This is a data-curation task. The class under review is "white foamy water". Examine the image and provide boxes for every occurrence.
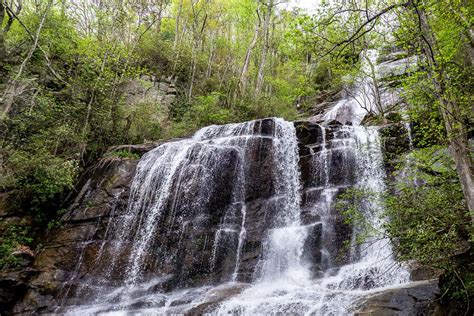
[60,49,412,315]
[214,125,409,315]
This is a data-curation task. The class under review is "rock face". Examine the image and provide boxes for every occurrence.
[11,158,138,314]
[123,75,177,109]
[0,269,37,313]
[354,280,442,316]
[6,119,438,315]
[305,49,416,125]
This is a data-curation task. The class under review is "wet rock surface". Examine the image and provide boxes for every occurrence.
[10,158,138,314]
[0,269,38,313]
[6,119,436,315]
[354,280,442,316]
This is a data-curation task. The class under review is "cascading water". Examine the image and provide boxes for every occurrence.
[62,118,317,314]
[214,124,409,315]
[323,49,380,126]
[58,49,412,315]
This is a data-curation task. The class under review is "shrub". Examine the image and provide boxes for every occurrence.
[0,224,33,269]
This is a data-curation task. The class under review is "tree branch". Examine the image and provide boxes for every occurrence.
[5,3,65,83]
[322,1,411,58]
[3,0,22,34]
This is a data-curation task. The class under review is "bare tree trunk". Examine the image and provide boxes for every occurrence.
[1,0,49,119]
[255,0,273,95]
[238,9,260,94]
[188,43,197,101]
[155,0,166,34]
[188,11,207,102]
[206,31,215,78]
[173,0,183,50]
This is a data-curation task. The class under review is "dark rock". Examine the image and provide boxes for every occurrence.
[294,121,324,146]
[409,263,443,282]
[253,118,275,136]
[307,114,325,124]
[302,223,323,275]
[0,269,38,313]
[309,101,338,116]
[10,247,34,267]
[378,123,411,170]
[327,119,343,126]
[10,158,138,314]
[354,279,442,315]
[106,139,186,156]
[185,283,248,315]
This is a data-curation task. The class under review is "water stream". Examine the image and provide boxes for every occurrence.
[60,50,411,315]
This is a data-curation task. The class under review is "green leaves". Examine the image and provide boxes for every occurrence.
[336,144,471,303]
[3,148,78,214]
[0,224,33,269]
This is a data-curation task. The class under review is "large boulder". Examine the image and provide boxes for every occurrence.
[354,279,442,315]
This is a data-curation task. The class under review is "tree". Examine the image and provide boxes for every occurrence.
[408,0,473,225]
[0,0,22,78]
[296,0,473,226]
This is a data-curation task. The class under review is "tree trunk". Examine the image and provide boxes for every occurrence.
[156,0,164,34]
[255,0,273,95]
[414,2,474,224]
[0,3,6,73]
[188,43,197,101]
[173,0,183,50]
[206,32,215,78]
[2,0,50,119]
[442,98,474,219]
[238,8,260,94]
[188,13,207,102]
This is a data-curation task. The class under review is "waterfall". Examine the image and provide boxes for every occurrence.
[255,119,306,283]
[215,124,409,315]
[323,49,380,125]
[60,50,411,315]
[61,118,410,315]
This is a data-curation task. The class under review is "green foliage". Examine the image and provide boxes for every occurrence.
[338,145,471,304]
[106,150,140,160]
[185,93,235,127]
[401,71,446,147]
[2,148,78,218]
[0,224,33,269]
[394,0,473,146]
[384,147,469,265]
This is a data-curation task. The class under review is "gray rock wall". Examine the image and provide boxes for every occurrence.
[5,120,440,315]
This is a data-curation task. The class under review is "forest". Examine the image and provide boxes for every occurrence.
[0,0,473,314]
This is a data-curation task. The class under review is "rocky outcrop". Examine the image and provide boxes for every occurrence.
[354,280,442,315]
[6,119,437,315]
[0,268,37,313]
[11,158,138,314]
[106,138,185,156]
[305,49,416,125]
[123,75,177,108]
